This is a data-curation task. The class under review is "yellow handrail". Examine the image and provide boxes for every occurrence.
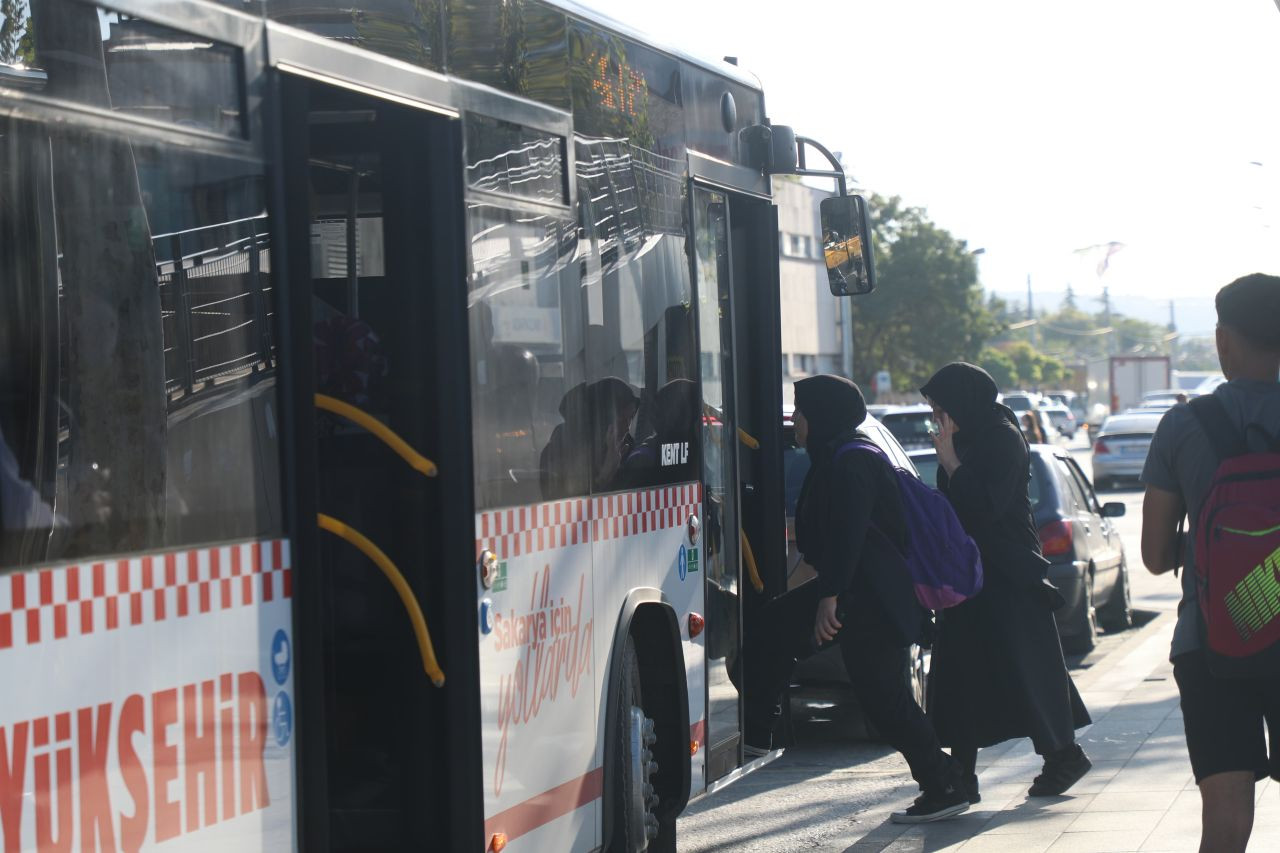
[740,530,765,593]
[317,513,445,687]
[315,394,438,478]
[737,428,760,450]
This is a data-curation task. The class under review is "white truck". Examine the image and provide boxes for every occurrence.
[1109,355,1172,413]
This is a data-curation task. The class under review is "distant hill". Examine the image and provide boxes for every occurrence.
[991,290,1217,337]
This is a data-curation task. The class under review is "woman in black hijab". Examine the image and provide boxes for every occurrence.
[921,363,1091,802]
[741,375,970,823]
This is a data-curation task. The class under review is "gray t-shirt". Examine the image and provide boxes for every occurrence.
[1140,379,1280,659]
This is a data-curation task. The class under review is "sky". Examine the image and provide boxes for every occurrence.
[587,0,1280,329]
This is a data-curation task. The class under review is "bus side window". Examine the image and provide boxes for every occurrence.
[0,121,281,570]
[576,138,699,495]
[466,204,583,510]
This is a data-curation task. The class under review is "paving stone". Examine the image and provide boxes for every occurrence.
[1088,790,1178,812]
[1067,809,1164,833]
[1045,829,1153,852]
[981,811,1078,835]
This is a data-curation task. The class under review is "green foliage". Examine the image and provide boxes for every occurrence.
[852,195,999,392]
[998,340,1064,388]
[0,0,32,66]
[978,347,1018,389]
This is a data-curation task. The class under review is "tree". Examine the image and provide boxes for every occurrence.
[1062,285,1077,311]
[1000,340,1065,388]
[851,195,999,392]
[1006,341,1042,385]
[979,347,1018,389]
[0,0,32,66]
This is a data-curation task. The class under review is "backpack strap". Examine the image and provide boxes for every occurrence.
[1187,395,1247,462]
[834,438,888,461]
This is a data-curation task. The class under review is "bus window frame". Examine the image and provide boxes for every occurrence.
[2,0,271,154]
[458,81,576,211]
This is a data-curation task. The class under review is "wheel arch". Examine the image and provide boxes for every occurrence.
[601,587,691,846]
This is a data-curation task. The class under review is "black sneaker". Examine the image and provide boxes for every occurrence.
[890,786,970,824]
[1029,745,1091,797]
[963,774,981,805]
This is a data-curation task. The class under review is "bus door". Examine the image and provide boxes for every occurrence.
[274,61,481,851]
[691,182,787,784]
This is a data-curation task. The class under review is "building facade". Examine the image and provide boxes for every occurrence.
[773,178,845,404]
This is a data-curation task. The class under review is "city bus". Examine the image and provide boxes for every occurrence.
[0,1,870,850]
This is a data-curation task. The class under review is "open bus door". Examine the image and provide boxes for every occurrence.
[271,38,482,851]
[690,170,788,786]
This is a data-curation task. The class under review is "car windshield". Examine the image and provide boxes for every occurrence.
[880,410,934,447]
[1003,395,1033,411]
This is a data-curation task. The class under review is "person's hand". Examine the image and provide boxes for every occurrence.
[933,410,961,475]
[813,596,842,646]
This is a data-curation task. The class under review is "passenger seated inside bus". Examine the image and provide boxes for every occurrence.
[540,377,638,499]
[621,378,698,479]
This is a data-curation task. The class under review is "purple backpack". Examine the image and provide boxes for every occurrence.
[836,439,984,610]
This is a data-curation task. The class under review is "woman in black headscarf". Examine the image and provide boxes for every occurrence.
[741,375,970,824]
[921,363,1091,802]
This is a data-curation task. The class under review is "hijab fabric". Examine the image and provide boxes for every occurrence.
[919,362,1009,431]
[793,375,868,452]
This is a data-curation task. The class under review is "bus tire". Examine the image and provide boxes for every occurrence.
[610,635,661,852]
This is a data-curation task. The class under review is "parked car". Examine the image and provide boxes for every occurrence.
[907,448,939,488]
[1045,391,1086,421]
[1000,392,1043,414]
[1040,401,1078,439]
[781,411,928,721]
[1091,411,1164,490]
[1029,445,1132,653]
[1019,408,1061,444]
[878,404,936,451]
[1141,389,1194,408]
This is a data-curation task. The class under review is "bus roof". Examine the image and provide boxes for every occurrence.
[546,0,766,93]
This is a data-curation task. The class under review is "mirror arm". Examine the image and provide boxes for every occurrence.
[794,135,848,196]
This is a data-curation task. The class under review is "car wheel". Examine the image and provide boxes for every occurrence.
[1062,571,1097,654]
[1097,558,1133,632]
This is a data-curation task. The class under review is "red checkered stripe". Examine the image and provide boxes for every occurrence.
[592,483,702,543]
[475,483,704,558]
[0,539,291,652]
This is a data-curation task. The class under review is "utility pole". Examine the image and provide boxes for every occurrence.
[1026,273,1038,348]
[1102,286,1113,355]
[1168,299,1178,364]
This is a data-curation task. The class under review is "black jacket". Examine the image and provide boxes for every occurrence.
[936,416,1050,592]
[796,429,908,600]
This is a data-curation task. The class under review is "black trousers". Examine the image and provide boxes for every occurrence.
[740,580,955,793]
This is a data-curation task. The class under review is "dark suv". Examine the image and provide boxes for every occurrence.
[1029,445,1132,652]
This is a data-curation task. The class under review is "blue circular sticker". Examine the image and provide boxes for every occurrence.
[273,692,293,747]
[270,629,291,686]
[678,545,688,581]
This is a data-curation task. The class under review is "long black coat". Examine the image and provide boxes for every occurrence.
[927,416,1090,752]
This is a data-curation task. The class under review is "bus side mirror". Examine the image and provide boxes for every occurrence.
[820,194,876,296]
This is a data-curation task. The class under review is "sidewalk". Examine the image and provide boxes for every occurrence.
[848,615,1280,852]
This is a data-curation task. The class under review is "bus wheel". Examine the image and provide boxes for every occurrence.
[612,636,660,851]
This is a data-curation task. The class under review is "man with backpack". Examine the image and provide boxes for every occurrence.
[737,375,979,823]
[1141,273,1280,853]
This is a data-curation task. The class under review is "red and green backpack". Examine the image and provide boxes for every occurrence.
[1188,395,1280,678]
